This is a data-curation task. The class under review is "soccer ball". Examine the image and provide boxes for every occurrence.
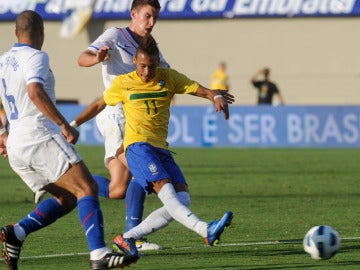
[303,225,340,260]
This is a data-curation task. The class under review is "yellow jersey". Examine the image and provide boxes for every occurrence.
[210,68,228,90]
[104,67,199,150]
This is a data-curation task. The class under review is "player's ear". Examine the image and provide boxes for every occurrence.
[130,9,137,20]
[133,56,137,65]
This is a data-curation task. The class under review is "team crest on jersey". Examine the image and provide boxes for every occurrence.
[148,162,158,175]
[158,80,165,87]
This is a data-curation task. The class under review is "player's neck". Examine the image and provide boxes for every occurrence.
[126,26,143,43]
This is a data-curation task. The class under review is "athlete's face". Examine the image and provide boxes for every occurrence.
[130,5,159,37]
[134,52,159,82]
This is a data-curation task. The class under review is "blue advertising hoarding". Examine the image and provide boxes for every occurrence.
[1,0,360,20]
[58,104,360,148]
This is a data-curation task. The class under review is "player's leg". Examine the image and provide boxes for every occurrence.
[54,160,138,268]
[2,135,138,269]
[113,143,232,255]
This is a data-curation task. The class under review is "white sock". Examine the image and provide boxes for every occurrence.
[90,247,111,260]
[157,183,207,238]
[124,191,191,240]
[14,224,26,242]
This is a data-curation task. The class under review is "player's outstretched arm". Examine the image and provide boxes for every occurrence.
[78,46,111,67]
[72,96,107,127]
[194,85,235,120]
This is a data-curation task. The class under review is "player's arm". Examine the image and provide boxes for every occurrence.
[194,85,235,120]
[78,46,111,67]
[276,92,285,105]
[0,111,8,158]
[27,82,79,144]
[250,68,264,84]
[71,96,107,127]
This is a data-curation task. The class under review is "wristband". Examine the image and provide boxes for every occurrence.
[214,95,223,101]
[70,120,78,128]
[0,127,7,135]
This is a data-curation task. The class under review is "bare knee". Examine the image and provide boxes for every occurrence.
[108,186,126,200]
[108,158,131,199]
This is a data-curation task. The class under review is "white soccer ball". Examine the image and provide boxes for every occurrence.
[303,225,341,260]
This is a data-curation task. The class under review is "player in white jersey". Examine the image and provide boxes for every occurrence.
[73,0,169,251]
[0,10,138,270]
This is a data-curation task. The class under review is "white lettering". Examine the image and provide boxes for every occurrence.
[261,114,277,143]
[287,114,303,143]
[95,0,131,13]
[245,114,260,143]
[45,0,64,14]
[304,114,320,143]
[321,114,342,143]
[203,108,218,144]
[232,0,355,16]
[160,0,187,12]
[0,0,40,14]
[191,0,228,13]
[228,114,244,143]
[287,112,359,145]
[168,115,181,143]
[233,0,259,15]
[168,115,195,144]
[181,115,195,143]
[343,113,358,143]
[228,113,277,144]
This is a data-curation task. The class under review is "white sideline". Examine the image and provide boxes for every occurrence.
[1,237,359,261]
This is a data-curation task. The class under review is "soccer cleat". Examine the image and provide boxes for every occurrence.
[112,235,138,256]
[34,189,47,204]
[90,252,139,270]
[0,225,23,270]
[205,211,233,246]
[135,239,161,251]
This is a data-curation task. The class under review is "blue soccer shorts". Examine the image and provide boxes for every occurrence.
[126,142,187,194]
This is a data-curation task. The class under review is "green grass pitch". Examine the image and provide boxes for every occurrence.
[1,146,360,269]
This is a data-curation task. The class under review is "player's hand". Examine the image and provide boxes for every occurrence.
[61,124,79,144]
[0,132,8,158]
[213,90,235,120]
[97,45,111,62]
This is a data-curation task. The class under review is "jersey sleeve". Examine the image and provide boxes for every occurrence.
[252,81,262,88]
[159,51,170,68]
[103,76,123,106]
[25,51,49,86]
[87,27,116,53]
[169,69,199,95]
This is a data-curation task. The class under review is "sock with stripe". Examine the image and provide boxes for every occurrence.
[16,197,64,241]
[77,196,106,251]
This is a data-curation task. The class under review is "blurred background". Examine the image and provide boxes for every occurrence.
[1,0,360,106]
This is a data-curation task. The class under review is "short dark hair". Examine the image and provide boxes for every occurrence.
[16,10,43,37]
[136,35,159,58]
[131,0,161,10]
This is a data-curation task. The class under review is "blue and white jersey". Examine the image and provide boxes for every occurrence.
[0,43,57,146]
[88,26,169,88]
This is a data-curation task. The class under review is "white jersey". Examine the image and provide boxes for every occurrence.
[0,44,58,147]
[89,26,169,90]
[87,27,169,164]
[0,44,81,191]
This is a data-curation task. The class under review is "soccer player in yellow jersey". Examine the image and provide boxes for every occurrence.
[72,35,234,255]
[210,61,229,90]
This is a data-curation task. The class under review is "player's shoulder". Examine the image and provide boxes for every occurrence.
[96,27,123,41]
[16,46,48,63]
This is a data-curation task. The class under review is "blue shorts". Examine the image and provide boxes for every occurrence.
[126,142,187,194]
